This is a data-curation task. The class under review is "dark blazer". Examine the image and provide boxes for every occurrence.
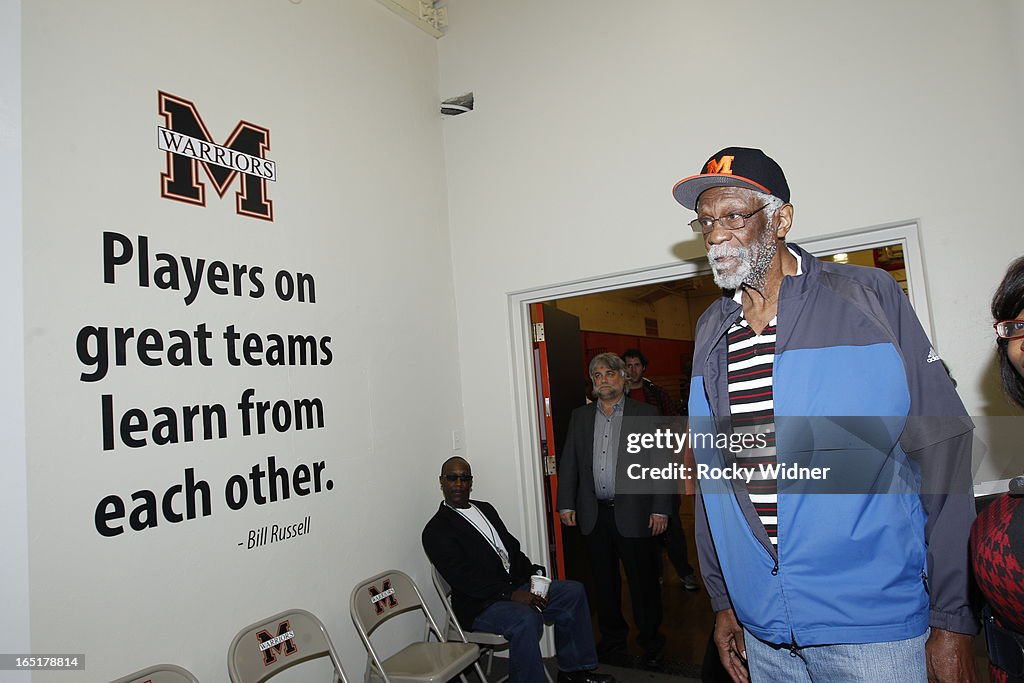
[422,500,543,628]
[556,397,670,537]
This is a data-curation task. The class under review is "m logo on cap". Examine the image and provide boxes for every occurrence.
[705,155,735,175]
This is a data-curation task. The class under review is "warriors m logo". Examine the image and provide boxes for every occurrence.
[158,91,276,221]
[368,579,399,615]
[256,620,298,667]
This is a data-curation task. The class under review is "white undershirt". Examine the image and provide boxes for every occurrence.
[449,503,509,561]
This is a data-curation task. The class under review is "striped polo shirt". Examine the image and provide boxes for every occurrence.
[726,316,779,545]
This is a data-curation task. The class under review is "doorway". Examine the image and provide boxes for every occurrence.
[508,222,930,671]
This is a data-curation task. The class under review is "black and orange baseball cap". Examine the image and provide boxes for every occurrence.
[672,147,790,210]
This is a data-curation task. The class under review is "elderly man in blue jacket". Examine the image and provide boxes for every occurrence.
[672,147,977,683]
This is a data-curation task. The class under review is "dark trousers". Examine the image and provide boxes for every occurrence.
[584,503,663,653]
[661,512,694,577]
[472,580,597,683]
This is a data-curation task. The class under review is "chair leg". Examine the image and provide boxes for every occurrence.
[471,660,489,683]
[488,650,508,683]
[487,648,511,683]
[544,665,555,683]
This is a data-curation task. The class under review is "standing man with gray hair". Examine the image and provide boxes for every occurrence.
[557,352,671,669]
[673,147,977,683]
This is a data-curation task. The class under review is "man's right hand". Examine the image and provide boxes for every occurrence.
[510,589,547,611]
[714,608,749,683]
[559,510,576,526]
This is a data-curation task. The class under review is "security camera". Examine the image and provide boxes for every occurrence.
[441,92,474,116]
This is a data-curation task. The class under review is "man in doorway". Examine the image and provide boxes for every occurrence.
[673,147,977,683]
[622,348,700,593]
[623,349,680,417]
[557,352,670,668]
[423,456,614,683]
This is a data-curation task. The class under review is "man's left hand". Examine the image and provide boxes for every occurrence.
[925,628,976,683]
[649,514,667,535]
[510,589,547,612]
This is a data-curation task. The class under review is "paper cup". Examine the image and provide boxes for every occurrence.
[529,575,551,598]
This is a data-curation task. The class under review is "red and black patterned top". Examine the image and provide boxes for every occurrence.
[971,493,1024,683]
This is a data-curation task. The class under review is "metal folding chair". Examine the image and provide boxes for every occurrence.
[350,569,483,682]
[227,608,351,683]
[110,664,199,683]
[429,563,554,683]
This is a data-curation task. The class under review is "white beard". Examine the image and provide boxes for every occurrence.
[707,228,778,292]
[707,244,750,290]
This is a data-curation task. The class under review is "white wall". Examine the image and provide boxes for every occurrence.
[438,0,1024,548]
[2,1,30,682]
[19,1,462,680]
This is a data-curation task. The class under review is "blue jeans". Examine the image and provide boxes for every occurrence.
[744,629,928,683]
[471,580,598,683]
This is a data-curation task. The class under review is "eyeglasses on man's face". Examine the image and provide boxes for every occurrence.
[690,203,768,234]
[994,320,1024,340]
[443,474,473,483]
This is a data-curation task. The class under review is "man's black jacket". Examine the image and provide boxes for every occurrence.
[422,499,542,627]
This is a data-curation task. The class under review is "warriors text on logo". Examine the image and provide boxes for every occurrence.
[158,91,276,221]
[368,579,399,615]
[256,620,297,666]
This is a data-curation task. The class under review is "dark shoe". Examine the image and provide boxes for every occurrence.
[638,643,663,671]
[641,648,664,670]
[557,670,616,683]
[682,573,700,591]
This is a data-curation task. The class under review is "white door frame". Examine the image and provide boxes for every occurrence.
[505,221,934,573]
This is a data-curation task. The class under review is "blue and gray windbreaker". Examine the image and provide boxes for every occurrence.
[689,243,977,646]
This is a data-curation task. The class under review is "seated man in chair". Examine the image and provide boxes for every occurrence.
[422,456,614,683]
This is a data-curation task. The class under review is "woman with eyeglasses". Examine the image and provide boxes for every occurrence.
[970,256,1024,683]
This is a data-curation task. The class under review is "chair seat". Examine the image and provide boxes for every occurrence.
[373,642,479,683]
[452,626,507,647]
